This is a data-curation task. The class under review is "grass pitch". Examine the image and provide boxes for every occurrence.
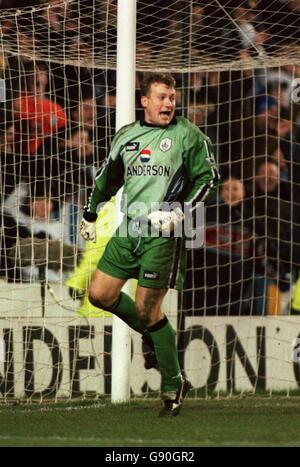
[0,397,300,447]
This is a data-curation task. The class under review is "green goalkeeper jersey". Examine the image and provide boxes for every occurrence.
[85,116,220,219]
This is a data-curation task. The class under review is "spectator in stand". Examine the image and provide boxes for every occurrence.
[3,179,65,281]
[71,94,97,132]
[271,107,300,187]
[243,134,290,184]
[255,0,300,45]
[40,125,95,202]
[0,141,31,279]
[0,114,19,203]
[187,91,218,145]
[96,89,116,162]
[254,105,300,187]
[251,159,294,299]
[13,61,67,156]
[67,73,100,137]
[182,177,257,315]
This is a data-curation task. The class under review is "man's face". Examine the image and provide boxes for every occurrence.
[141,82,176,126]
[27,71,48,96]
[0,124,15,153]
[256,162,279,193]
[73,98,96,128]
[221,179,244,206]
[32,198,54,219]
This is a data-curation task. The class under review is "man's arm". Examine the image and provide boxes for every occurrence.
[184,133,220,211]
[85,156,125,217]
[80,148,125,242]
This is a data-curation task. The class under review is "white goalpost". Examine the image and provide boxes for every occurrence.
[111,0,136,403]
[1,0,300,402]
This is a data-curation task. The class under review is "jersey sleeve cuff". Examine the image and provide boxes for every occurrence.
[83,211,98,222]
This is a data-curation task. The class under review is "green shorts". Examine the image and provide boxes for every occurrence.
[98,218,187,289]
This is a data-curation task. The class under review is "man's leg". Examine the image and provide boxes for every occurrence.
[135,285,190,416]
[89,270,156,367]
[89,269,145,332]
[89,269,126,308]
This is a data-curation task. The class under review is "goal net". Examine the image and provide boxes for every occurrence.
[0,0,300,401]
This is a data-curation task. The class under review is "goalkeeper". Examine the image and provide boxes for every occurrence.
[80,72,220,417]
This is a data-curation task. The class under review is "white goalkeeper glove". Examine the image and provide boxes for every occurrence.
[147,207,185,235]
[80,218,97,243]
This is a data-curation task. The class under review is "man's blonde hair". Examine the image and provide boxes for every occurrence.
[140,73,176,97]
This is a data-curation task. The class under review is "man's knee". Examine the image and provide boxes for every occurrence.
[88,289,117,311]
[88,270,125,311]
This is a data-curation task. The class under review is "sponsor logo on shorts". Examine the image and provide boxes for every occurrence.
[143,271,160,280]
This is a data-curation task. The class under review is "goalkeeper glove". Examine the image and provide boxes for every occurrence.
[147,207,185,235]
[80,212,97,243]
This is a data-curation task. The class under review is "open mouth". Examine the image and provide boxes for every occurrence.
[160,111,172,117]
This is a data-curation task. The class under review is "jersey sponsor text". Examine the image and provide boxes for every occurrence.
[126,165,171,177]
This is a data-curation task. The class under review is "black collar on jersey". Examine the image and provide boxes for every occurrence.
[140,116,177,128]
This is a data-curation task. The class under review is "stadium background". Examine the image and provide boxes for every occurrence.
[1,0,300,403]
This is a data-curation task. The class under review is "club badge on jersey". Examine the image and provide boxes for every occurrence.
[160,138,172,152]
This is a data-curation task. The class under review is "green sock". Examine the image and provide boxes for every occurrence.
[148,317,182,392]
[111,292,145,334]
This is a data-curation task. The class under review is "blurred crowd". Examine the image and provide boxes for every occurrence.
[0,0,300,315]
